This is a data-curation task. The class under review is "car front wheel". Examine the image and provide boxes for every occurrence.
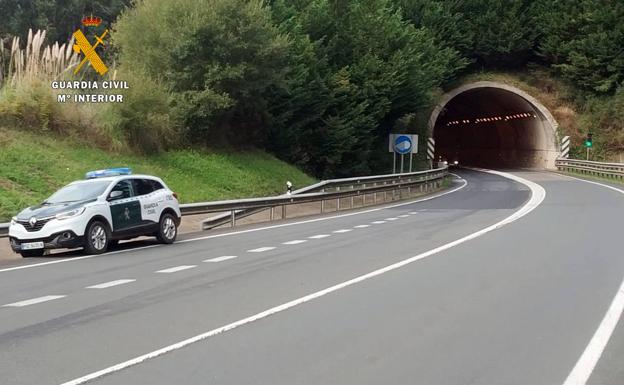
[156,213,177,244]
[84,220,110,255]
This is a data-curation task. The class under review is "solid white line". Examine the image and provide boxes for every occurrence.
[353,225,370,228]
[86,279,136,289]
[308,234,330,239]
[282,240,307,245]
[155,265,197,273]
[332,229,352,233]
[203,256,238,263]
[557,174,624,385]
[384,217,399,221]
[371,221,386,224]
[1,177,468,274]
[247,247,275,253]
[3,295,66,307]
[60,170,544,385]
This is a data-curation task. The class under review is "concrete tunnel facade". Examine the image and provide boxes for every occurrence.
[428,81,560,169]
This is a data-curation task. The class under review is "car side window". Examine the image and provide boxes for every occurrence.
[149,180,165,191]
[109,180,135,200]
[134,179,156,196]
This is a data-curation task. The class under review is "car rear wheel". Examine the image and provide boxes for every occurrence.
[20,249,44,258]
[156,213,177,244]
[84,220,110,255]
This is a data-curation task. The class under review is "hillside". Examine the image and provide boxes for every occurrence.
[0,127,316,221]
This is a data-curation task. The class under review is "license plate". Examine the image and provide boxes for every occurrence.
[21,242,44,250]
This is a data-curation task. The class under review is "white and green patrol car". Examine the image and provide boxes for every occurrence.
[9,168,181,258]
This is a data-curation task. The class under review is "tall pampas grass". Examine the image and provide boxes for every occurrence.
[3,29,79,88]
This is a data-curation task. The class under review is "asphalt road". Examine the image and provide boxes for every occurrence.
[0,169,623,385]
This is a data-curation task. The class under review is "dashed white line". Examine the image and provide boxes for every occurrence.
[204,256,238,263]
[3,295,66,307]
[409,211,419,215]
[1,176,468,274]
[282,240,307,245]
[398,214,409,218]
[247,247,276,253]
[156,265,197,273]
[86,279,136,289]
[354,225,370,228]
[371,221,386,224]
[59,170,542,385]
[333,229,352,233]
[385,217,399,221]
[309,234,330,239]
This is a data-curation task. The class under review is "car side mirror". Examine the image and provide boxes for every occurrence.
[108,190,123,201]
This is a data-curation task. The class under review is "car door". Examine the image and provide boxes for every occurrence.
[108,179,142,232]
[133,178,161,224]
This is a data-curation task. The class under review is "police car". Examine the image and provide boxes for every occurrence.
[9,168,181,258]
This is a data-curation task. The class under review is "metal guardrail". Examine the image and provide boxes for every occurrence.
[555,158,624,179]
[198,167,449,229]
[0,167,448,238]
[192,167,448,230]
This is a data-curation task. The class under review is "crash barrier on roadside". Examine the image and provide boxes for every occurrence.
[556,158,624,180]
[0,167,448,237]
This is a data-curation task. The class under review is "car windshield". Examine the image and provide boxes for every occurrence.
[45,180,111,204]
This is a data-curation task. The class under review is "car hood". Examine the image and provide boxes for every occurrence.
[16,199,96,220]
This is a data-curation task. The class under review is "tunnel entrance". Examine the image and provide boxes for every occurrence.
[429,81,559,169]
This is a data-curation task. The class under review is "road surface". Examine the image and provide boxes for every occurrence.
[0,169,623,385]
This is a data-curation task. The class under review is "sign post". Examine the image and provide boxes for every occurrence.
[389,134,418,173]
[561,136,570,158]
[426,138,435,169]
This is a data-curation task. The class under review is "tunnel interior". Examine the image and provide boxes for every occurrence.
[432,86,558,169]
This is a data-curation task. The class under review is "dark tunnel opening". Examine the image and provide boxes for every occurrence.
[431,83,559,169]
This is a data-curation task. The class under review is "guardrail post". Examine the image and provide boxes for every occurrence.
[321,188,325,213]
[337,186,341,211]
[230,210,236,227]
[270,206,275,221]
[282,204,286,219]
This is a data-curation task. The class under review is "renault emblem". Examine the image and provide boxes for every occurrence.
[29,217,37,227]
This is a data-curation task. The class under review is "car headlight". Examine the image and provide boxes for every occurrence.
[55,207,86,220]
[10,216,17,225]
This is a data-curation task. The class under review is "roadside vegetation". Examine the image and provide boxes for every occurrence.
[0,126,315,221]
[1,0,624,177]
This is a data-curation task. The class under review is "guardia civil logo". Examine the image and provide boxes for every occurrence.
[72,16,109,76]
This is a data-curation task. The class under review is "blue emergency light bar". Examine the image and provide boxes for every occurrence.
[85,167,133,179]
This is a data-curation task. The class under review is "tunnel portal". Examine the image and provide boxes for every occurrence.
[429,81,559,169]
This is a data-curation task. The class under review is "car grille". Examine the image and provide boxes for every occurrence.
[17,218,52,232]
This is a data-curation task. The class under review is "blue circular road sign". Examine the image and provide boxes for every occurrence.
[394,135,412,154]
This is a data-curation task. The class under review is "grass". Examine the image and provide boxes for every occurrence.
[0,127,316,221]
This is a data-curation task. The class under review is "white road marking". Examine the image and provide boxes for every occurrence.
[86,279,135,289]
[384,217,399,221]
[333,229,352,233]
[247,247,276,253]
[60,170,544,385]
[203,256,238,263]
[371,220,386,224]
[1,177,468,274]
[409,211,419,215]
[308,234,330,239]
[398,214,409,218]
[353,225,370,228]
[3,295,66,307]
[155,265,197,273]
[557,174,624,385]
[282,240,307,245]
